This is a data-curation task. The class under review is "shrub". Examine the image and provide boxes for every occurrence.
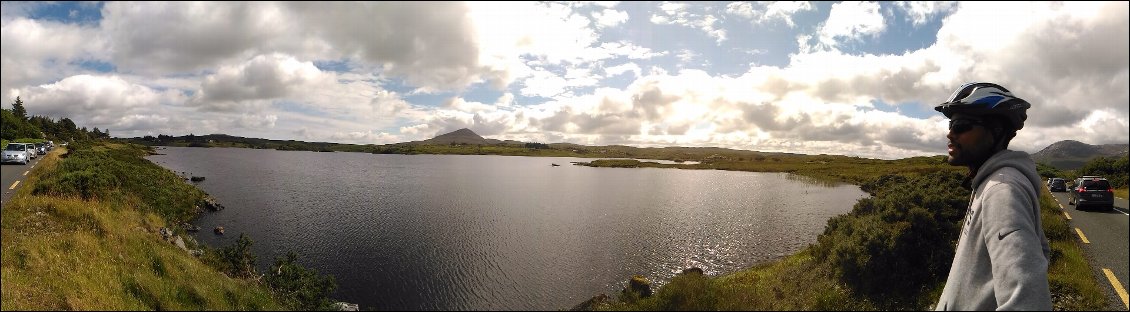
[266,252,338,311]
[204,233,258,279]
[812,171,967,308]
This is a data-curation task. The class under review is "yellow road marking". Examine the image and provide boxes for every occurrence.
[8,180,19,190]
[1074,228,1090,244]
[1062,211,1072,220]
[23,171,29,176]
[1102,268,1128,310]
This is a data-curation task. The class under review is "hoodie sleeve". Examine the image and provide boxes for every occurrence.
[979,175,1053,311]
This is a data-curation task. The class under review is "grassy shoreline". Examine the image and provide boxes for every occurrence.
[2,142,337,310]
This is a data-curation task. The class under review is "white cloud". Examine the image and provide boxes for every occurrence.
[816,1,886,49]
[328,130,400,144]
[592,8,629,28]
[651,2,727,44]
[895,1,958,26]
[2,2,1126,158]
[727,1,815,28]
[191,54,333,110]
[0,17,106,101]
[605,62,643,79]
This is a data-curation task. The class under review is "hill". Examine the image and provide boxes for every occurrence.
[411,128,526,145]
[1032,140,1129,170]
[417,128,495,145]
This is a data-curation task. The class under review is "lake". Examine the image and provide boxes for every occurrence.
[147,147,867,310]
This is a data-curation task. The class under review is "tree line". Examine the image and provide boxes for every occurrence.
[1,96,110,143]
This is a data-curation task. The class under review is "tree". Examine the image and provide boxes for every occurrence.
[11,96,27,120]
[1,108,40,140]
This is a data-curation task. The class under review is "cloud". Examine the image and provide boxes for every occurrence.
[2,2,1126,158]
[726,1,815,28]
[604,62,642,79]
[190,54,333,111]
[592,8,629,28]
[102,2,487,91]
[651,2,727,43]
[0,17,106,100]
[816,1,886,49]
[895,1,958,26]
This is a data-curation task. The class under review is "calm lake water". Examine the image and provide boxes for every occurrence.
[147,147,866,310]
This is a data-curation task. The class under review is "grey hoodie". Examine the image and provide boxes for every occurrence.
[935,150,1052,311]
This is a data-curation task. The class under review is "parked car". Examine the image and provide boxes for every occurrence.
[1049,178,1066,192]
[2,143,31,165]
[1069,176,1114,211]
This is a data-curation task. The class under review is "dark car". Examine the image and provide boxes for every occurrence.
[1049,178,1066,192]
[1069,176,1114,211]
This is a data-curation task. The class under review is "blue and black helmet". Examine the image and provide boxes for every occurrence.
[935,82,1030,130]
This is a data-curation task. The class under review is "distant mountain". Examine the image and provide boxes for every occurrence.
[1032,140,1128,170]
[414,128,522,145]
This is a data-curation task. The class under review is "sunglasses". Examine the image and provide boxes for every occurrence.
[948,118,984,134]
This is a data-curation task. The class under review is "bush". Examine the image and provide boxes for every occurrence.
[266,252,338,311]
[1076,155,1128,188]
[812,170,967,308]
[214,233,258,279]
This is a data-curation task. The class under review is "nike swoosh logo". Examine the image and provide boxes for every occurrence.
[998,228,1021,240]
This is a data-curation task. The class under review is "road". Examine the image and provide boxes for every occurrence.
[1048,186,1129,310]
[0,151,45,208]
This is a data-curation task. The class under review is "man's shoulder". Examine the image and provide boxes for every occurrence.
[983,167,1035,190]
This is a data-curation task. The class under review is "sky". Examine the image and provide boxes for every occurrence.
[1,1,1127,159]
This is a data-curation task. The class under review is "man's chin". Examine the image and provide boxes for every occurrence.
[947,155,966,166]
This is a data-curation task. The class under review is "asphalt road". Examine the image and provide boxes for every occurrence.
[1048,186,1129,310]
[0,151,45,208]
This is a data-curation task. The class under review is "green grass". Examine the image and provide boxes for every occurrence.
[580,154,957,185]
[1,144,286,310]
[1114,188,1128,200]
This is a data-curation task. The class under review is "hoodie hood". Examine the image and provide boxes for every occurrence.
[972,150,1042,191]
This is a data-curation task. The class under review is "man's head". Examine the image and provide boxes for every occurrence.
[935,82,1030,168]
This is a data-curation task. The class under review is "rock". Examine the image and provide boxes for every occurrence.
[681,267,704,275]
[214,226,225,235]
[333,302,359,311]
[622,275,653,299]
[159,227,173,240]
[569,293,611,311]
[173,236,187,251]
[201,196,225,211]
[189,249,204,257]
[190,176,206,182]
[183,221,201,231]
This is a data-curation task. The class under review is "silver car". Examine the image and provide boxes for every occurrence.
[2,143,30,165]
[22,143,38,159]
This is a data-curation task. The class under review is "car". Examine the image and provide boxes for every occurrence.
[1049,178,1066,192]
[22,143,38,159]
[1069,176,1114,211]
[35,142,47,154]
[2,143,31,165]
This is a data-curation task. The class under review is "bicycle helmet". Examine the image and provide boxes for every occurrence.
[934,82,1030,130]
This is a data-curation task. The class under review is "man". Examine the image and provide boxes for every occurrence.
[934,82,1052,310]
